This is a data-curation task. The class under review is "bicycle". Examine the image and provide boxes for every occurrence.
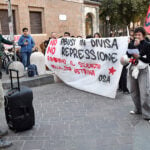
[1,46,21,73]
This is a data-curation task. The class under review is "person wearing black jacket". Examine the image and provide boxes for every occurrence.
[128,27,150,122]
[118,65,129,94]
[118,31,134,94]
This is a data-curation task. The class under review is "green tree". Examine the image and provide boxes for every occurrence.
[100,0,149,28]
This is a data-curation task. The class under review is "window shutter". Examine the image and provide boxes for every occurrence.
[30,12,42,34]
[0,10,16,35]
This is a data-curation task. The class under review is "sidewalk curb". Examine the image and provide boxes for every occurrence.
[2,74,55,89]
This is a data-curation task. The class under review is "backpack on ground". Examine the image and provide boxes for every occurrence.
[27,64,38,77]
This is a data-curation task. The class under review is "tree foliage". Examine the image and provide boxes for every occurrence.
[100,0,149,27]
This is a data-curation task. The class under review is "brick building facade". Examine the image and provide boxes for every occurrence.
[0,0,100,48]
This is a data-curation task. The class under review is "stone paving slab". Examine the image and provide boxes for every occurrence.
[0,83,150,150]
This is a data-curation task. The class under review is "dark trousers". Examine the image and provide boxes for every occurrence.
[0,56,2,79]
[119,66,129,92]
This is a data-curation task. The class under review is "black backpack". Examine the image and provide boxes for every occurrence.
[28,64,38,77]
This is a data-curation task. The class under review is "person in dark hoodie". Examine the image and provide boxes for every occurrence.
[0,34,13,148]
[18,28,35,69]
[127,27,150,122]
[118,30,133,94]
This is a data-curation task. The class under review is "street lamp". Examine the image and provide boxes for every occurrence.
[106,16,110,21]
[106,16,110,37]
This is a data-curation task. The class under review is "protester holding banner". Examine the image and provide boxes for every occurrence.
[86,35,93,39]
[51,32,57,39]
[40,32,57,55]
[128,27,150,122]
[94,33,102,38]
[118,30,133,94]
[118,66,129,94]
[64,32,71,37]
[18,28,35,70]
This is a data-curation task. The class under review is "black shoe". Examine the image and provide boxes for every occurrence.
[123,89,130,94]
[123,91,130,94]
[144,118,150,124]
[118,88,122,92]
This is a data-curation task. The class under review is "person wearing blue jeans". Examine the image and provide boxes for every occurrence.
[18,28,35,69]
[21,52,31,69]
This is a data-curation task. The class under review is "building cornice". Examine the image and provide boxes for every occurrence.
[63,0,83,3]
[63,0,101,5]
[84,0,101,5]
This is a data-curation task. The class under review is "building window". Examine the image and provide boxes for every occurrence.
[0,10,16,35]
[85,13,93,36]
[30,11,42,34]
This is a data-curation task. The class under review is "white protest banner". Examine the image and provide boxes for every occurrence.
[45,37,128,98]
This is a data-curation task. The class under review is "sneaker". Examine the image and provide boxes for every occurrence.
[0,129,8,138]
[0,139,12,148]
[130,110,141,115]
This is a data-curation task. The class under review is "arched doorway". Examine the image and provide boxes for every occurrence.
[85,13,93,36]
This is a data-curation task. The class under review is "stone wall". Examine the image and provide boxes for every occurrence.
[0,0,100,49]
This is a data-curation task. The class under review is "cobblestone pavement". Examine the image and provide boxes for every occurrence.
[0,83,150,150]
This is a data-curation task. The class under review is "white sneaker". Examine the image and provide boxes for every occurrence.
[130,110,141,115]
[130,111,136,114]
